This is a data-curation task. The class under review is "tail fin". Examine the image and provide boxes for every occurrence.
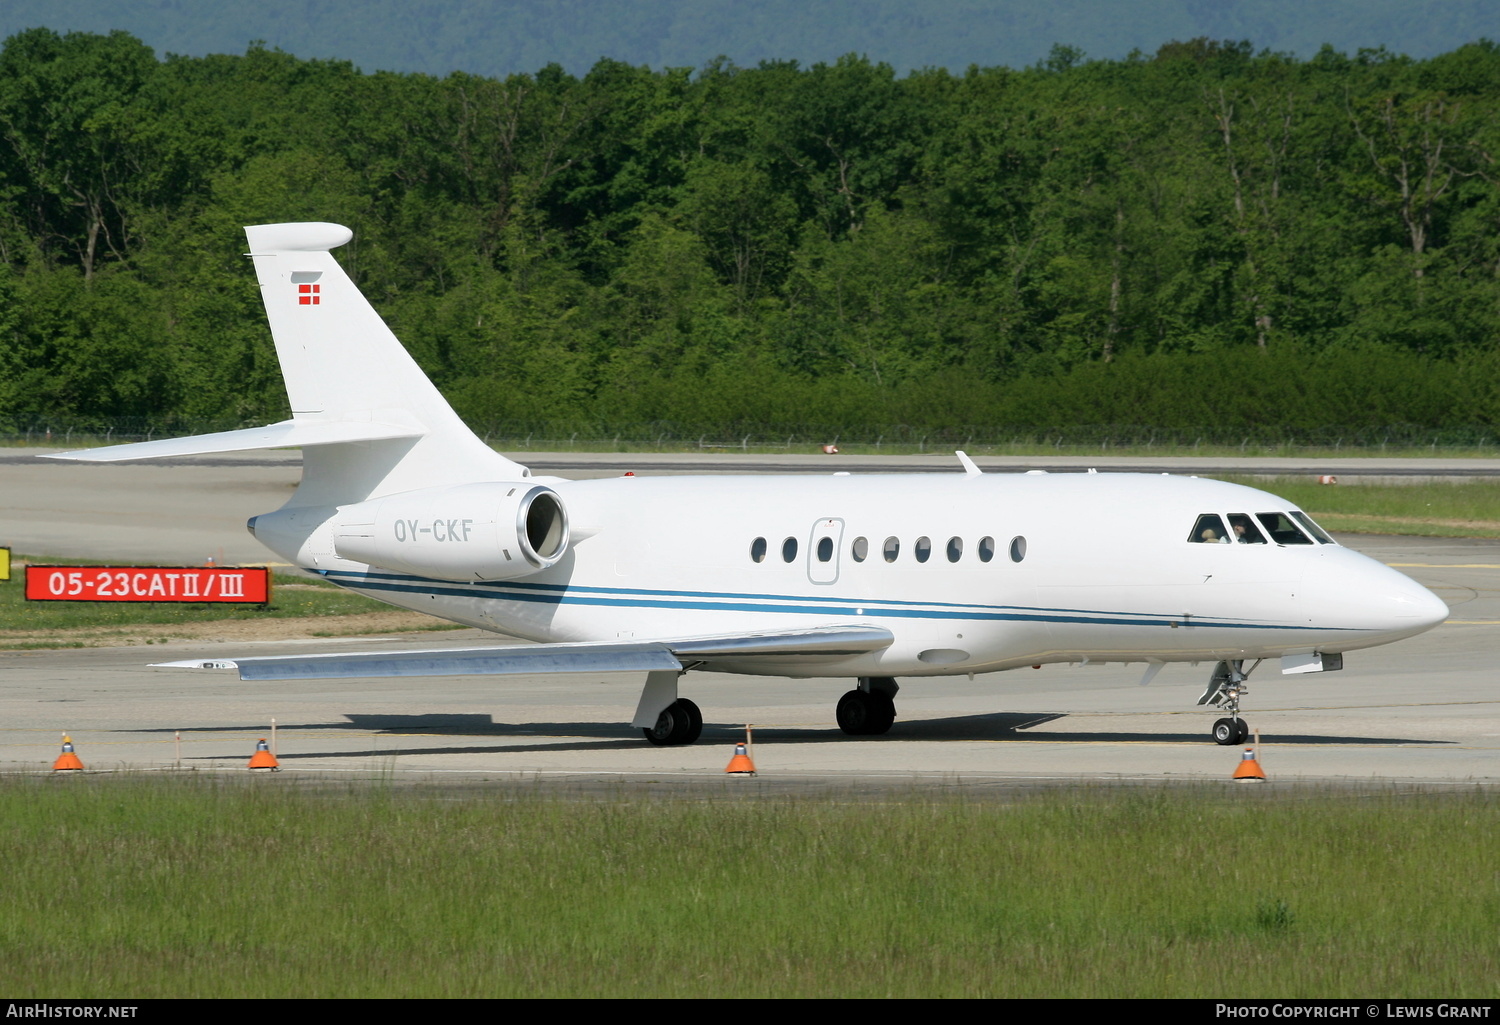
[47,222,528,505]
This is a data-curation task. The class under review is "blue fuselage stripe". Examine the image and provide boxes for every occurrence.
[317,569,1356,634]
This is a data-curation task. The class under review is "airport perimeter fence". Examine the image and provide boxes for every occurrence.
[6,417,1500,453]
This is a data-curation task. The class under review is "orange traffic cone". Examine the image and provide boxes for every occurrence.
[725,741,756,775]
[247,738,280,772]
[1232,746,1266,781]
[52,734,84,772]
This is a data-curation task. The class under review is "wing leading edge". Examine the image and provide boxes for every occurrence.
[152,625,895,681]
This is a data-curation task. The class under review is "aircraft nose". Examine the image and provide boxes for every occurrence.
[1363,570,1450,635]
[1385,581,1450,628]
[1309,551,1448,639]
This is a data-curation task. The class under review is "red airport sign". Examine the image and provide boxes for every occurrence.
[25,566,271,604]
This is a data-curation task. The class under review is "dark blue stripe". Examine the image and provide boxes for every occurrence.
[317,569,1356,634]
[322,567,1250,625]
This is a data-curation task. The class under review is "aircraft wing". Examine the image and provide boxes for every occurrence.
[151,624,894,681]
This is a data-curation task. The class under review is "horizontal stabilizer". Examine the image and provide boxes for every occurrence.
[42,419,423,463]
[152,625,894,681]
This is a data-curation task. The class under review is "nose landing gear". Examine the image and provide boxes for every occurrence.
[1198,659,1260,745]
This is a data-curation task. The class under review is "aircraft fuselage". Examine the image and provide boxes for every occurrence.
[251,470,1447,679]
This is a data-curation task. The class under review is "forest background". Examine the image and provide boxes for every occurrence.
[3,28,1500,446]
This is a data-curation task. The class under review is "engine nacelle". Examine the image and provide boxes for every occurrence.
[332,482,569,581]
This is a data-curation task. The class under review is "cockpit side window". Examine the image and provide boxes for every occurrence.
[1189,513,1231,544]
[1290,510,1337,545]
[1256,512,1313,545]
[1227,513,1267,544]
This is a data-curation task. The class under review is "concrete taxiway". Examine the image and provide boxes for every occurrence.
[1,450,1497,785]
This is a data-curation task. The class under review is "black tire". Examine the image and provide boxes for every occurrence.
[836,689,872,735]
[643,699,700,746]
[1212,717,1248,746]
[865,696,896,735]
[678,698,703,745]
[837,690,896,736]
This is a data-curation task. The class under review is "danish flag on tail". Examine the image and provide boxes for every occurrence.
[292,270,323,305]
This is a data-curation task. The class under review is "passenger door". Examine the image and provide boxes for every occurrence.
[807,517,845,585]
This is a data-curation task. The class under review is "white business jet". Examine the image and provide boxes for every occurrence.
[49,222,1450,747]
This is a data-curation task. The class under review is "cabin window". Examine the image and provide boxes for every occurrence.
[817,536,834,562]
[978,536,995,562]
[851,536,869,562]
[1256,513,1313,545]
[1291,510,1337,545]
[915,536,932,563]
[782,537,799,562]
[883,536,900,562]
[946,536,963,562]
[1189,513,1230,544]
[1227,513,1266,544]
[1009,536,1027,562]
[750,537,767,563]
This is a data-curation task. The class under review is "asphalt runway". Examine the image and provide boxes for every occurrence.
[2,450,1498,787]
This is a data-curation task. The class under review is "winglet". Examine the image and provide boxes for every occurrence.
[956,451,982,477]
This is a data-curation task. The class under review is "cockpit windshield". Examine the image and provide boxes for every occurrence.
[1290,510,1337,544]
[1188,514,1230,543]
[1187,511,1335,546]
[1256,512,1314,545]
[1227,513,1266,544]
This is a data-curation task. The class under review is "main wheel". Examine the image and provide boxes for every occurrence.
[677,698,703,745]
[836,690,896,736]
[865,695,895,735]
[1212,717,1247,746]
[643,699,703,746]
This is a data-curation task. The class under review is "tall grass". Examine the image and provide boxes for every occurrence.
[0,777,1495,997]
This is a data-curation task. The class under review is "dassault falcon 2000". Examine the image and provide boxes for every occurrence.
[49,222,1450,747]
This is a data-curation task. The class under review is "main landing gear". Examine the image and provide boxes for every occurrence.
[1197,659,1261,745]
[642,698,703,746]
[633,670,703,746]
[836,677,899,736]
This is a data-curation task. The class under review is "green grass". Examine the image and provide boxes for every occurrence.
[14,433,1500,460]
[0,562,388,629]
[1223,477,1500,538]
[0,777,1495,998]
[501,438,1500,459]
[0,558,438,645]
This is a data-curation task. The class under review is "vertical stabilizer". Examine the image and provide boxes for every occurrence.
[244,222,526,504]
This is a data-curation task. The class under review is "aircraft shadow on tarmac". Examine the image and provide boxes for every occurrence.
[171,710,1451,760]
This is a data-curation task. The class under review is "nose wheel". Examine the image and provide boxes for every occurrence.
[1212,716,1250,746]
[1198,659,1259,745]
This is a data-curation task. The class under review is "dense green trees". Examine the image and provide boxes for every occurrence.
[2,29,1500,442]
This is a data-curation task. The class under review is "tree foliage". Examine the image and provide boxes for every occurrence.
[3,29,1500,437]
